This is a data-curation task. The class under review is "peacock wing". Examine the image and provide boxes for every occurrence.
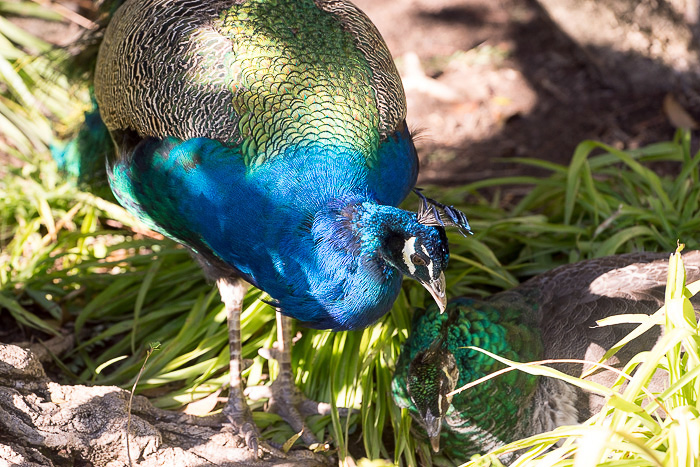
[500,251,700,377]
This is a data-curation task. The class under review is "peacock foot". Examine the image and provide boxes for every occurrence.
[245,346,345,448]
[221,387,285,458]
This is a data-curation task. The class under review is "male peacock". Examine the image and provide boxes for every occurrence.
[392,251,700,461]
[82,0,470,453]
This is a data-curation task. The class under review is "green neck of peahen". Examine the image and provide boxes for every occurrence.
[395,297,544,455]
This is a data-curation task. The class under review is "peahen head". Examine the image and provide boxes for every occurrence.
[407,339,459,452]
[394,298,545,457]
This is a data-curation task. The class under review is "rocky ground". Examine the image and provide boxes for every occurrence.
[354,0,700,185]
[0,340,331,466]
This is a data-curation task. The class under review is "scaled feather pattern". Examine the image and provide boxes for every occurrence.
[91,0,469,330]
[392,251,700,461]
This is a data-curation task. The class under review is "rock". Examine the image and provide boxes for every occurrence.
[0,343,330,466]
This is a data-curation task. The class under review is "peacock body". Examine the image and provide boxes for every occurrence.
[81,0,470,450]
[94,0,462,331]
[392,251,700,461]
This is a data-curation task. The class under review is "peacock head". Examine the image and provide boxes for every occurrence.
[382,224,450,312]
[381,189,471,312]
[407,339,459,452]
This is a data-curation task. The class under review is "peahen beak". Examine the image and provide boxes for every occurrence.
[421,272,447,313]
[430,434,441,453]
[423,409,443,452]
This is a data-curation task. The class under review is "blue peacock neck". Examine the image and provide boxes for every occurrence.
[275,195,417,330]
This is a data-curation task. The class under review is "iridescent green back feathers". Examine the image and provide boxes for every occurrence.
[95,0,406,166]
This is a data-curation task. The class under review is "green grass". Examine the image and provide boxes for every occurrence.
[2,6,700,466]
[462,246,700,467]
[0,2,87,164]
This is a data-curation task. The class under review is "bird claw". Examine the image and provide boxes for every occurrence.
[222,400,261,453]
[250,316,352,449]
[245,379,320,446]
[257,346,282,362]
[244,429,258,453]
[246,382,353,418]
[251,346,354,419]
[222,405,288,458]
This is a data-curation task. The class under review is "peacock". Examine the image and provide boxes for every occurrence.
[67,0,471,453]
[392,250,700,461]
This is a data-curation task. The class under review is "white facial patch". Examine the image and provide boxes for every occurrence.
[420,244,435,278]
[402,236,417,274]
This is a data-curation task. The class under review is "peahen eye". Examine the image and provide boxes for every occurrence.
[411,254,426,266]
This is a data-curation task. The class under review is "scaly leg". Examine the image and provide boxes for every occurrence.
[246,312,320,446]
[216,277,261,452]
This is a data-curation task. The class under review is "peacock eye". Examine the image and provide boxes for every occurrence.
[411,254,426,266]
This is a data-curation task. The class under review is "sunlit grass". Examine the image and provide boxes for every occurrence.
[2,5,700,466]
[0,2,88,164]
[461,246,700,467]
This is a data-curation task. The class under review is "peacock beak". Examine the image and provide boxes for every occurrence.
[421,272,447,313]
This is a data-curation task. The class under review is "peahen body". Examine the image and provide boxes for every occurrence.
[392,251,700,461]
[78,0,470,452]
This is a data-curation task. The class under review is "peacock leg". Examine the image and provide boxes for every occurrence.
[246,312,321,446]
[216,277,261,453]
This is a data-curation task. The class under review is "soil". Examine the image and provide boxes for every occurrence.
[352,0,700,185]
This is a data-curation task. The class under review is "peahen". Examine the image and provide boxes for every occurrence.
[392,250,700,461]
[73,0,471,453]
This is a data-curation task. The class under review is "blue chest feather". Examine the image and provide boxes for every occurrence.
[108,127,417,330]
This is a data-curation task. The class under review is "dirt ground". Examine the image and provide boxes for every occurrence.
[352,0,700,185]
